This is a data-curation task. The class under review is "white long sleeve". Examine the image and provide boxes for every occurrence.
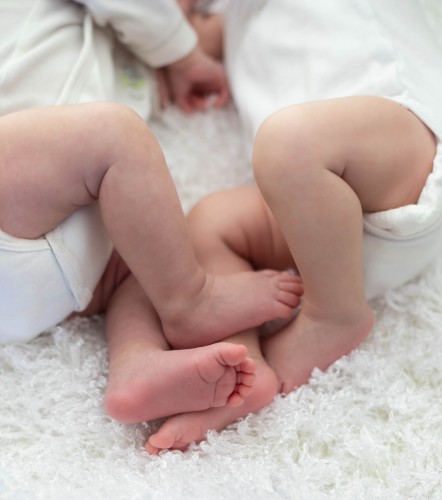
[0,0,193,119]
[74,0,198,67]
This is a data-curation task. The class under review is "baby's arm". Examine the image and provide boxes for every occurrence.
[162,2,227,111]
[75,0,228,112]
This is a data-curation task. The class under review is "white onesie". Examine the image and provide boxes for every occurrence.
[224,0,442,299]
[0,0,198,117]
[0,205,112,343]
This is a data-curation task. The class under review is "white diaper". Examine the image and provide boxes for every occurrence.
[363,142,442,299]
[0,204,113,343]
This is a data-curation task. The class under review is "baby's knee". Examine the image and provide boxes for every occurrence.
[253,106,318,187]
[86,103,157,158]
[104,102,153,141]
[79,103,160,193]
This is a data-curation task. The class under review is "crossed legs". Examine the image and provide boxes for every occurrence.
[0,103,303,423]
[146,96,436,451]
[0,103,300,349]
[2,96,434,448]
[147,186,302,452]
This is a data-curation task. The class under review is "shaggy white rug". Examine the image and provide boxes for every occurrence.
[1,105,441,500]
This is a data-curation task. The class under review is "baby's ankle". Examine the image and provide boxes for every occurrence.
[159,269,210,322]
[302,296,373,327]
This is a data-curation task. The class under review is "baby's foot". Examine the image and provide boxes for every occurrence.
[104,342,256,424]
[145,356,279,454]
[263,303,375,393]
[162,270,303,349]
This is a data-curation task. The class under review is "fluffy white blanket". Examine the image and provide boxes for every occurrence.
[1,106,441,500]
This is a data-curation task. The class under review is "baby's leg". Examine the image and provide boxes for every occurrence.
[254,96,436,392]
[145,187,301,452]
[0,104,301,345]
[98,263,256,423]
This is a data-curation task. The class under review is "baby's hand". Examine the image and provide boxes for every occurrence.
[176,0,198,17]
[162,46,230,113]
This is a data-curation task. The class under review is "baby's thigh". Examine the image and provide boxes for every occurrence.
[188,184,293,270]
[261,97,436,213]
[330,96,436,213]
[0,103,143,239]
[0,106,92,239]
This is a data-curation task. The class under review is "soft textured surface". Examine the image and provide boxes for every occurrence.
[1,106,441,500]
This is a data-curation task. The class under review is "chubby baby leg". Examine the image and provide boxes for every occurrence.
[0,104,302,344]
[0,103,144,238]
[102,273,257,423]
[162,185,303,350]
[144,187,301,453]
[254,96,436,392]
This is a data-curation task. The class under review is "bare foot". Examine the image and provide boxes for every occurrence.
[104,342,256,424]
[145,355,279,454]
[263,302,375,393]
[162,270,303,349]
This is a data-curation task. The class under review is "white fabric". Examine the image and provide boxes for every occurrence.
[225,0,442,144]
[0,205,112,344]
[225,0,442,299]
[0,0,197,118]
[74,0,197,68]
[0,105,441,499]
